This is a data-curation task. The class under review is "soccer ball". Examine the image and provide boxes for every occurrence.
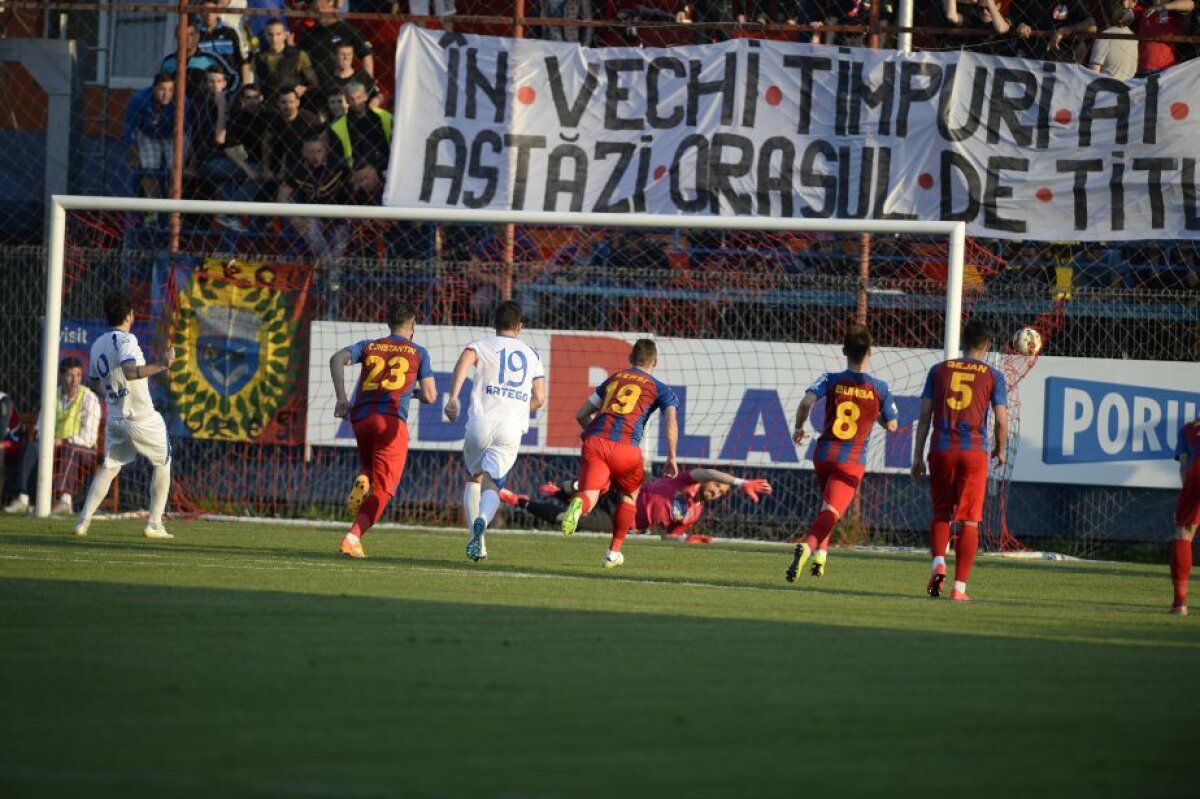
[1012,327,1043,356]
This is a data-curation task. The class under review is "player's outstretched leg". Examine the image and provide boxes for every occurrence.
[603,496,636,569]
[927,519,950,598]
[785,543,811,583]
[74,464,121,537]
[347,474,370,516]
[807,506,839,578]
[144,463,173,539]
[950,522,979,602]
[561,497,585,537]
[1170,535,1193,615]
[467,517,488,562]
[811,549,828,578]
[340,489,390,559]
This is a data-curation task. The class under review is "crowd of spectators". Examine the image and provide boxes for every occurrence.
[119,0,1200,270]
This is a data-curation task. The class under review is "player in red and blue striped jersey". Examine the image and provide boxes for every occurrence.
[1169,417,1200,616]
[912,319,1008,601]
[329,301,436,558]
[787,325,899,582]
[561,339,679,569]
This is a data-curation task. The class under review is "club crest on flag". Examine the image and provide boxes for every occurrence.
[166,259,311,442]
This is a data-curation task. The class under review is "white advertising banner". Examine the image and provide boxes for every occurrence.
[307,324,1200,490]
[384,25,1200,242]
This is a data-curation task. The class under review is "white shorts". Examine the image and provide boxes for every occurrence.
[103,413,171,468]
[463,420,523,486]
[409,0,456,15]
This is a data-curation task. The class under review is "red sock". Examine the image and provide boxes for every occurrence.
[609,499,636,553]
[954,523,979,584]
[1171,539,1192,607]
[579,493,594,514]
[930,520,950,558]
[350,492,391,537]
[806,509,839,552]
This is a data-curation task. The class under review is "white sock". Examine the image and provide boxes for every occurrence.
[932,555,946,570]
[953,581,967,593]
[480,489,501,526]
[16,493,29,505]
[78,465,120,525]
[345,532,360,545]
[463,482,481,528]
[149,463,171,525]
[60,493,72,507]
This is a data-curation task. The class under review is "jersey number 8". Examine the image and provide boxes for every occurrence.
[831,400,861,440]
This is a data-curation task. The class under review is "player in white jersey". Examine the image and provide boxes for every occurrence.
[443,301,545,562]
[74,291,177,539]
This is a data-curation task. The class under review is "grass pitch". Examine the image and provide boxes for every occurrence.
[0,517,1196,799]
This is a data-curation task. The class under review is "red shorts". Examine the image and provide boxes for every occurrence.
[929,449,989,523]
[578,436,644,496]
[1177,470,1200,527]
[814,460,865,517]
[352,414,410,497]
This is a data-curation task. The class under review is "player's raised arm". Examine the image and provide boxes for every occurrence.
[121,345,175,382]
[529,376,546,413]
[689,468,772,502]
[443,347,477,422]
[662,404,679,477]
[793,390,818,445]
[329,348,353,418]
[911,397,934,480]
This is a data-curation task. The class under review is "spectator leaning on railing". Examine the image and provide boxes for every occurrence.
[536,0,595,45]
[1090,0,1139,78]
[409,0,458,29]
[1133,0,1195,75]
[123,72,185,200]
[4,357,101,517]
[1011,0,1098,63]
[941,0,1014,52]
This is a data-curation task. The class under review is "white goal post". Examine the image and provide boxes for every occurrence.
[37,194,966,518]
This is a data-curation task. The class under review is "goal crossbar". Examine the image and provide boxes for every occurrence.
[37,194,966,517]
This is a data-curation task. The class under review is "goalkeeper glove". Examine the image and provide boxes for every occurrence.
[737,478,772,503]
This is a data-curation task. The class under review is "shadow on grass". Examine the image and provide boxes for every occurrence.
[0,576,1194,799]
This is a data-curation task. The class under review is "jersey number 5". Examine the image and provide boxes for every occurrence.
[362,355,410,391]
[602,381,642,414]
[946,372,976,411]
